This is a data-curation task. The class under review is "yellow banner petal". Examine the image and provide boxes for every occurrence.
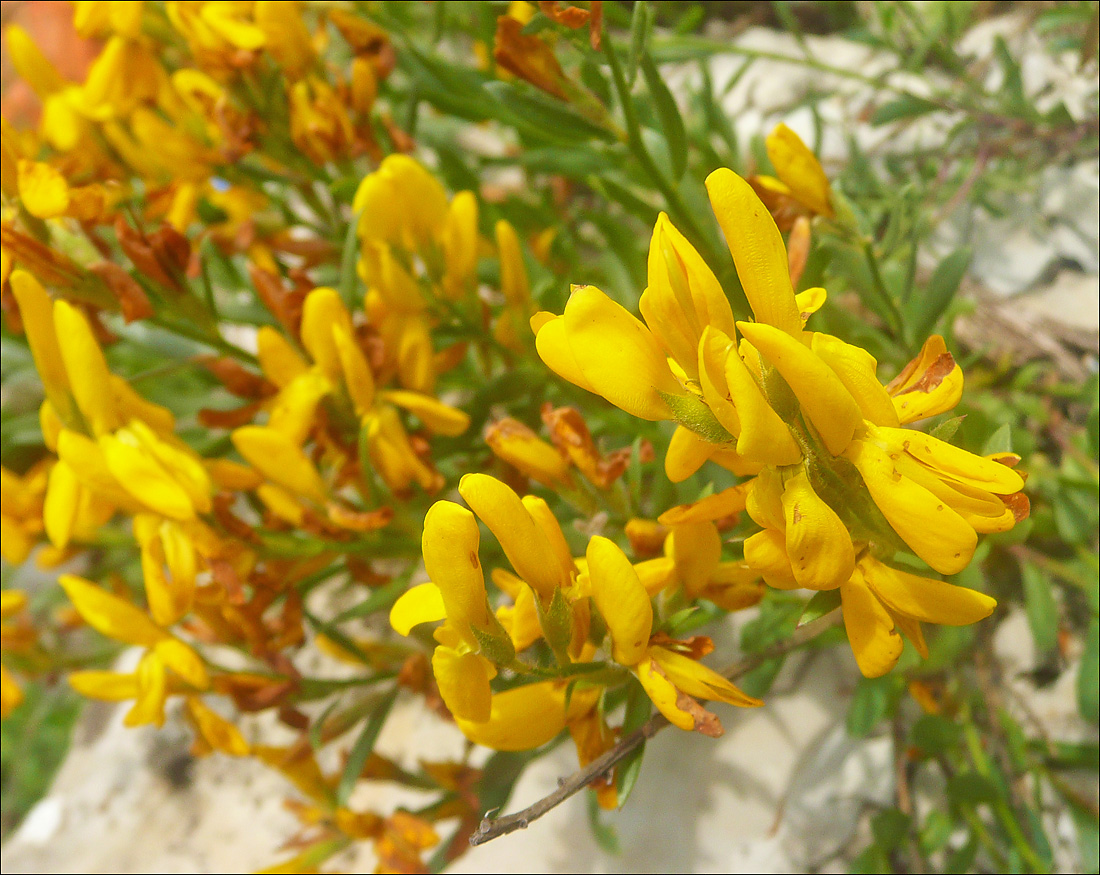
[705,168,802,336]
[422,501,490,647]
[562,285,683,421]
[766,123,833,218]
[458,474,564,600]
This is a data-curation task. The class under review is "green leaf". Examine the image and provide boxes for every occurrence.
[639,54,687,180]
[586,788,620,853]
[847,675,893,737]
[1079,616,1099,723]
[615,682,652,807]
[982,422,1013,455]
[870,94,940,125]
[338,212,362,309]
[910,713,962,755]
[929,415,966,443]
[331,577,409,625]
[627,1,653,86]
[1021,562,1059,654]
[798,590,841,627]
[484,81,616,144]
[919,809,953,854]
[336,689,396,806]
[907,247,970,340]
[536,586,574,656]
[946,771,999,805]
[944,835,979,873]
[871,809,910,851]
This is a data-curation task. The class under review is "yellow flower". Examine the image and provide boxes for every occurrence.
[748,123,835,230]
[62,574,209,726]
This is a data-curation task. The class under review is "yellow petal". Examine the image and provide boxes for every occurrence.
[59,574,166,647]
[891,452,1016,534]
[332,323,375,415]
[454,681,588,751]
[664,425,715,483]
[874,427,1025,495]
[299,287,352,381]
[697,327,741,438]
[496,219,531,306]
[9,271,72,420]
[586,535,652,666]
[840,574,903,678]
[458,474,564,600]
[422,501,491,647]
[862,558,996,626]
[634,655,693,731]
[154,637,209,689]
[267,372,332,445]
[533,313,596,393]
[442,191,479,298]
[810,332,899,428]
[139,527,191,627]
[724,346,802,466]
[232,426,327,503]
[390,582,447,636]
[781,469,854,590]
[383,391,469,437]
[667,522,722,598]
[794,286,827,322]
[846,440,976,575]
[5,25,66,97]
[125,652,167,727]
[738,321,862,457]
[100,434,194,520]
[745,468,785,530]
[43,460,81,548]
[432,646,492,723]
[705,168,802,336]
[633,556,678,596]
[649,647,761,707]
[485,418,570,487]
[657,483,750,526]
[186,696,250,756]
[520,495,575,584]
[743,528,800,590]
[18,160,70,218]
[887,335,964,423]
[766,123,833,217]
[562,285,683,421]
[69,670,140,701]
[256,326,309,388]
[53,300,118,436]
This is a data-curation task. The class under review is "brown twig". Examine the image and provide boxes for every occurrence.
[469,610,844,846]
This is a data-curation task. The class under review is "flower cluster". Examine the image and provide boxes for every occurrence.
[532,132,1026,677]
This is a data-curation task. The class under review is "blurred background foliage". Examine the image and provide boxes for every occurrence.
[1,1,1097,872]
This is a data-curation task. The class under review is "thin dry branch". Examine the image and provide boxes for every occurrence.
[470,609,844,846]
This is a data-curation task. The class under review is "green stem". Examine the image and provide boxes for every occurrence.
[861,240,906,341]
[604,36,720,268]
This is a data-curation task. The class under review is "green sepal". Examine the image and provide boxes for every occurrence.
[658,390,734,444]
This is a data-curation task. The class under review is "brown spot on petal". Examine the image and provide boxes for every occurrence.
[675,691,724,738]
[890,353,957,396]
[999,492,1030,523]
[469,551,480,569]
